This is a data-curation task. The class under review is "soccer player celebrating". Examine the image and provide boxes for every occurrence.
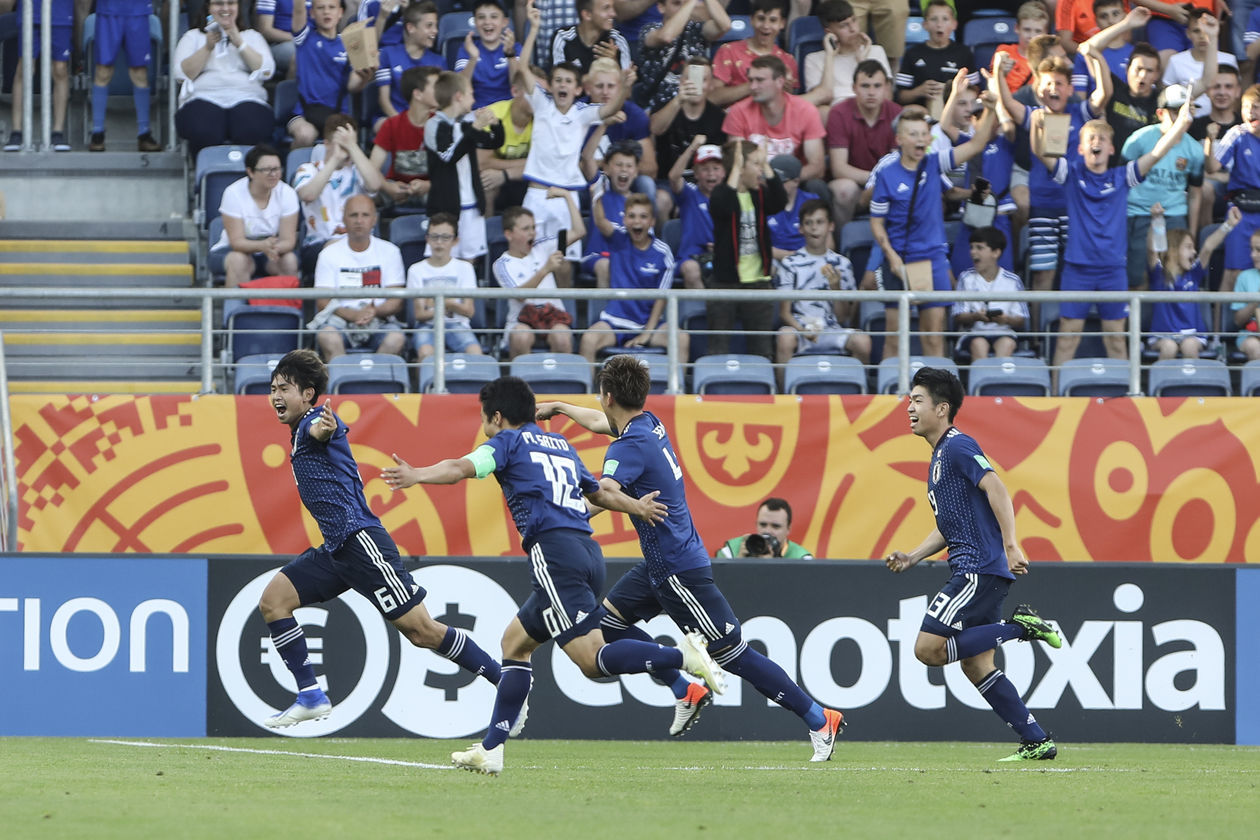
[258,350,502,729]
[382,376,725,775]
[538,355,846,762]
[886,366,1063,762]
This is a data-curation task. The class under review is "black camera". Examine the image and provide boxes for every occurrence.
[969,177,991,204]
[743,533,783,558]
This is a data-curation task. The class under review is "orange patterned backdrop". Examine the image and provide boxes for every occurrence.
[12,395,1260,562]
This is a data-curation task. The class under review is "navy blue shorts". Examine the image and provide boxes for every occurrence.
[96,14,151,68]
[920,572,1013,637]
[604,562,742,655]
[18,24,71,62]
[516,529,607,647]
[281,525,426,621]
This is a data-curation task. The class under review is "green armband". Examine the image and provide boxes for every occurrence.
[467,445,497,479]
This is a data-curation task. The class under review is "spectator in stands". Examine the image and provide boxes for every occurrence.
[255,0,297,77]
[1142,0,1218,69]
[3,0,72,151]
[805,0,892,112]
[952,226,1028,361]
[458,1,540,110]
[1190,65,1240,232]
[293,115,383,278]
[650,56,727,226]
[1121,84,1204,290]
[369,65,442,210]
[767,154,819,260]
[995,1,1052,94]
[88,0,161,152]
[172,1,275,157]
[375,1,446,127]
[579,193,681,362]
[533,0,580,67]
[406,212,485,361]
[723,55,827,184]
[826,60,901,230]
[1229,227,1260,360]
[636,0,731,112]
[615,0,664,68]
[480,69,539,213]
[1162,10,1232,115]
[707,139,786,361]
[1145,204,1236,359]
[584,57,659,178]
[844,0,908,70]
[1069,0,1132,97]
[582,140,644,287]
[553,0,631,73]
[895,0,977,114]
[711,0,799,106]
[715,497,813,559]
[493,197,585,358]
[774,199,869,386]
[1055,0,1103,58]
[312,194,407,360]
[668,137,724,289]
[1206,84,1260,294]
[289,0,377,149]
[213,144,300,288]
[365,0,408,49]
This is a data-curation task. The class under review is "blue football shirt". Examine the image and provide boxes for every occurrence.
[1024,100,1093,209]
[475,423,600,547]
[1053,157,1142,267]
[1214,124,1260,192]
[293,23,351,111]
[601,411,710,586]
[674,181,715,265]
[927,427,1014,579]
[869,148,954,262]
[601,229,675,328]
[290,406,382,552]
[585,190,628,259]
[375,43,446,113]
[455,40,512,110]
[767,189,819,253]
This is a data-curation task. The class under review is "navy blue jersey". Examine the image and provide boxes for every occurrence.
[927,427,1014,580]
[601,411,710,585]
[290,406,381,552]
[476,423,600,546]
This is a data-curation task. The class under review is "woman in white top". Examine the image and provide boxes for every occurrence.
[213,144,300,287]
[174,0,276,155]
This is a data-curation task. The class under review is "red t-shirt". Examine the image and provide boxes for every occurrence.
[825,97,901,174]
[713,40,800,92]
[372,109,432,183]
[723,93,825,162]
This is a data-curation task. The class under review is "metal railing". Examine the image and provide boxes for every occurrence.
[4,286,1259,396]
[0,329,19,552]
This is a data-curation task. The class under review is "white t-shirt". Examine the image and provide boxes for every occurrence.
[406,257,478,329]
[952,268,1029,331]
[173,29,275,108]
[492,250,564,325]
[314,236,406,309]
[292,160,373,244]
[803,45,890,105]
[214,177,300,250]
[522,84,604,189]
[1163,50,1237,114]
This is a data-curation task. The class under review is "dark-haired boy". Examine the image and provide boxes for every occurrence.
[952,227,1028,360]
[289,0,375,149]
[369,65,441,208]
[383,375,722,774]
[375,1,447,125]
[894,0,977,111]
[457,1,541,110]
[710,0,799,106]
[493,198,585,357]
[259,349,503,730]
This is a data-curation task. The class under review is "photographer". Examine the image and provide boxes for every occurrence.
[715,498,814,559]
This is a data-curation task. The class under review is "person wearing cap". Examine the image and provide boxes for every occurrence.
[667,135,726,289]
[766,154,820,261]
[1120,83,1206,290]
[1162,10,1233,117]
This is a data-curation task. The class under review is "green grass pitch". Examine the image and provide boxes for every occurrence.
[1,738,1255,838]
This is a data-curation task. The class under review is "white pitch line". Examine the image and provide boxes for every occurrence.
[89,739,453,770]
[649,765,1123,773]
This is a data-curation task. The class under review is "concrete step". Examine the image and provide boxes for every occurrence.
[0,309,201,329]
[7,380,203,395]
[0,240,192,265]
[3,330,200,357]
[4,356,205,380]
[0,262,193,283]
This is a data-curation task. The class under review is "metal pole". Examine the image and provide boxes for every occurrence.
[1128,295,1142,396]
[39,0,51,150]
[433,291,447,394]
[19,0,33,151]
[0,330,20,551]
[200,293,215,393]
[167,0,179,151]
[897,294,911,394]
[665,295,680,394]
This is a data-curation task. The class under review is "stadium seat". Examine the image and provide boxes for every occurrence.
[599,349,673,394]
[327,353,410,394]
[1240,359,1260,397]
[389,213,429,269]
[417,353,500,393]
[876,356,958,394]
[788,15,824,77]
[510,352,593,394]
[862,300,922,361]
[1147,358,1231,397]
[905,16,929,46]
[273,78,299,147]
[226,305,303,363]
[967,356,1051,396]
[661,218,681,261]
[206,216,228,285]
[286,144,316,184]
[962,17,1015,75]
[1056,357,1132,397]
[233,353,285,395]
[195,145,249,229]
[692,354,776,395]
[783,354,867,394]
[711,15,751,51]
[439,13,475,66]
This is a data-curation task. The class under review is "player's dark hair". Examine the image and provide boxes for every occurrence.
[479,376,536,425]
[750,0,786,17]
[750,55,787,80]
[799,198,831,225]
[969,225,1007,255]
[427,212,459,236]
[912,367,964,422]
[597,354,651,410]
[817,0,855,25]
[502,205,533,231]
[1129,42,1160,66]
[760,497,793,525]
[853,59,889,84]
[245,143,281,171]
[402,65,442,104]
[272,349,327,400]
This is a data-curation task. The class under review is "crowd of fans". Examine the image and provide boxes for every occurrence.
[9,0,1260,383]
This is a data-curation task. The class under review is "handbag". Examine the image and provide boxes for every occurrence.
[1229,189,1260,214]
[241,275,301,309]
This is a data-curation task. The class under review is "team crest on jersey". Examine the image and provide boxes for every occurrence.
[1175,157,1188,171]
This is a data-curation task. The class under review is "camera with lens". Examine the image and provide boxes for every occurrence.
[743,533,783,558]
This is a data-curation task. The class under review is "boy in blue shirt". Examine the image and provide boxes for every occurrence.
[767,154,819,261]
[383,375,724,774]
[374,1,445,127]
[89,0,161,152]
[456,0,539,110]
[1206,83,1260,295]
[258,350,503,730]
[289,0,376,148]
[538,356,847,761]
[1035,101,1194,370]
[668,137,724,289]
[581,139,641,286]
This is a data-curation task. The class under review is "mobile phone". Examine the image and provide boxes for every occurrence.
[686,64,706,90]
[985,308,1002,320]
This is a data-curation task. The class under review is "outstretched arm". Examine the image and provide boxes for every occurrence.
[1138,99,1194,177]
[537,401,615,435]
[885,529,947,571]
[381,454,476,487]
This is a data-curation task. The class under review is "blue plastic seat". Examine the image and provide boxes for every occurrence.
[226,305,303,363]
[692,354,776,395]
[1147,358,1231,397]
[509,352,593,394]
[876,356,958,394]
[1240,359,1260,397]
[233,353,286,395]
[784,354,867,394]
[1057,357,1131,397]
[417,352,500,393]
[195,145,249,229]
[327,353,411,393]
[967,356,1051,396]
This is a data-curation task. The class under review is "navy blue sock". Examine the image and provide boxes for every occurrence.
[482,660,531,750]
[133,85,151,135]
[978,669,1047,741]
[596,639,683,677]
[599,614,689,698]
[718,643,826,730]
[267,617,318,693]
[436,626,501,684]
[946,622,1026,663]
